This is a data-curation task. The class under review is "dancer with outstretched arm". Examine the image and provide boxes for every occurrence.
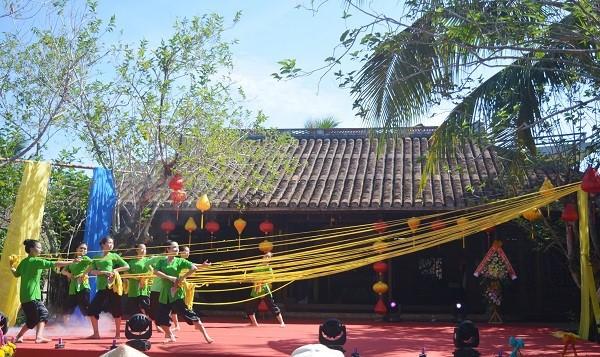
[152,240,212,344]
[11,239,81,343]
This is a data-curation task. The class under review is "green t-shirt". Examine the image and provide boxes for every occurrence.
[154,257,193,304]
[249,264,273,298]
[127,257,151,297]
[13,256,56,303]
[63,256,92,294]
[91,252,129,290]
[147,256,166,293]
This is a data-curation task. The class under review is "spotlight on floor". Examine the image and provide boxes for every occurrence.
[453,320,480,357]
[318,318,347,353]
[384,300,401,322]
[125,313,152,351]
[453,302,467,322]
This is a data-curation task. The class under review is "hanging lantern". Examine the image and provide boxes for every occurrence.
[258,299,269,313]
[372,239,388,253]
[258,239,273,253]
[374,298,387,315]
[160,220,175,238]
[373,219,388,234]
[561,203,578,224]
[195,194,211,228]
[561,203,578,246]
[456,217,469,249]
[184,216,197,247]
[168,174,185,191]
[259,220,275,235]
[170,190,187,220]
[205,220,220,249]
[431,218,446,231]
[581,167,600,195]
[373,281,389,295]
[407,217,420,233]
[373,261,388,274]
[234,217,247,249]
[522,208,542,240]
[581,167,600,224]
[539,179,555,217]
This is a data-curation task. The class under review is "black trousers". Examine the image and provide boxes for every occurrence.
[245,295,281,316]
[88,289,122,319]
[64,289,90,316]
[22,300,49,329]
[156,299,201,327]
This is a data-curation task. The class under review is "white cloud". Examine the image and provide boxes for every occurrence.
[231,55,363,128]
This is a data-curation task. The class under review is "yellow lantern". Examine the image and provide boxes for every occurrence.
[372,239,388,253]
[373,281,389,295]
[184,216,197,247]
[456,217,469,249]
[539,178,555,216]
[258,239,273,253]
[407,217,420,233]
[195,194,211,228]
[233,218,247,249]
[522,208,542,239]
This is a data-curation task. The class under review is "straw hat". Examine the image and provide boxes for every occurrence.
[99,344,149,357]
[290,344,344,357]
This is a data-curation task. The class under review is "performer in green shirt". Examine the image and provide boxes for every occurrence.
[87,236,129,339]
[245,252,285,327]
[126,243,152,315]
[10,239,81,343]
[170,245,211,332]
[153,240,212,344]
[60,242,92,325]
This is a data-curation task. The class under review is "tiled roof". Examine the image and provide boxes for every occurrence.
[170,128,545,212]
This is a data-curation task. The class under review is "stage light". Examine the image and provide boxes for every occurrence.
[453,320,480,357]
[453,302,467,322]
[384,299,401,322]
[125,313,152,351]
[318,318,347,353]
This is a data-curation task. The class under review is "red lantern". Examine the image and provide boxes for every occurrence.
[374,298,387,315]
[373,261,388,274]
[259,220,274,235]
[161,220,175,237]
[561,203,578,224]
[205,220,220,249]
[431,219,446,231]
[561,203,579,245]
[170,190,187,220]
[205,220,220,235]
[168,174,185,191]
[581,167,600,195]
[258,299,269,313]
[373,220,388,234]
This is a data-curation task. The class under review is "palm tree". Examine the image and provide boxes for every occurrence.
[303,115,341,129]
[343,0,599,181]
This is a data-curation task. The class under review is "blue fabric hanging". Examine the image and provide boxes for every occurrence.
[84,167,117,299]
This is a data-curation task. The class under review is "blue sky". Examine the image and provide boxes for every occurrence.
[90,1,435,129]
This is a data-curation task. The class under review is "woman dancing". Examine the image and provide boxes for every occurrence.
[11,239,81,343]
[245,252,285,327]
[126,243,152,315]
[60,242,92,325]
[87,236,130,339]
[152,240,212,344]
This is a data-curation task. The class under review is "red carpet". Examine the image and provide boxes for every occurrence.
[8,317,600,357]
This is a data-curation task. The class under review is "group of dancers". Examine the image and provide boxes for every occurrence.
[9,237,285,344]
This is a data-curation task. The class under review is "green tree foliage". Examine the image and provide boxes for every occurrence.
[2,2,296,248]
[304,115,341,128]
[69,14,296,245]
[0,0,114,167]
[276,0,600,289]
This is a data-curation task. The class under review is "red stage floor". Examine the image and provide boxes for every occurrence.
[8,317,600,357]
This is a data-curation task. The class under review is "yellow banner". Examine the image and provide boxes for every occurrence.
[0,161,51,325]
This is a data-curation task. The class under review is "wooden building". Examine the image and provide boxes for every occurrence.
[151,128,579,320]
